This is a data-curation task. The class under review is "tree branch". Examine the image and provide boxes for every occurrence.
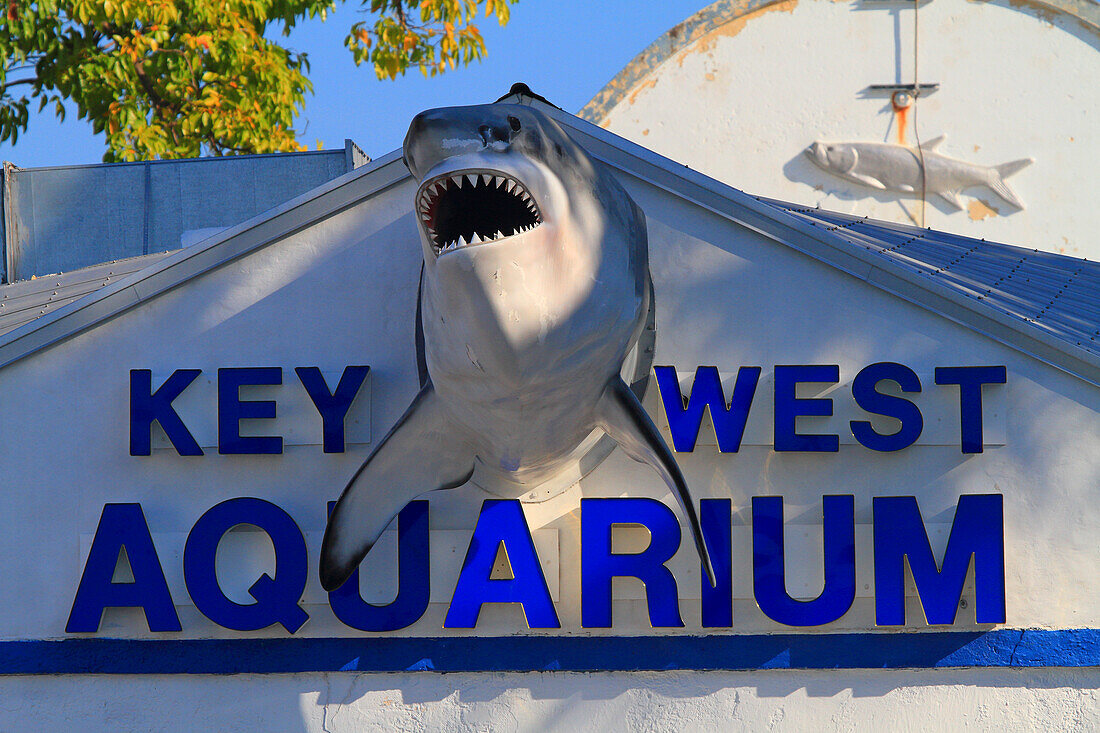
[1,78,38,90]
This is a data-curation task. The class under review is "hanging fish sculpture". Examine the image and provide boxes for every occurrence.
[804,135,1032,210]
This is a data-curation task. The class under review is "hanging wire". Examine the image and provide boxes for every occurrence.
[912,0,928,226]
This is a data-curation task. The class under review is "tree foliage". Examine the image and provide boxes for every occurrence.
[0,0,517,161]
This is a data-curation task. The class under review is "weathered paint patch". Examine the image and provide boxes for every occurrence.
[968,199,1000,221]
[580,0,803,122]
[627,78,659,107]
[969,0,1100,35]
[675,0,799,65]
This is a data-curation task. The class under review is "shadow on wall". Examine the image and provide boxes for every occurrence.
[307,666,1100,715]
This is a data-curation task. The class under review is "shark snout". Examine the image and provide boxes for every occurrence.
[404,105,528,181]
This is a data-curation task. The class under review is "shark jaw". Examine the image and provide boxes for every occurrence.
[416,168,543,256]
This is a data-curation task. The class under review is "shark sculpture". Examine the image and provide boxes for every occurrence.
[319,103,715,592]
[805,136,1032,210]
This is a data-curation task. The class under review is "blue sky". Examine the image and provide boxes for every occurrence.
[0,1,708,168]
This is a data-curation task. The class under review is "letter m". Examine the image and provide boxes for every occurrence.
[873,494,1005,625]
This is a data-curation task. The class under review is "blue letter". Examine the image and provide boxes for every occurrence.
[218,367,282,454]
[445,500,559,629]
[851,362,923,451]
[935,366,1006,453]
[701,498,733,628]
[184,498,309,632]
[296,366,370,453]
[654,365,760,452]
[130,369,202,456]
[774,365,839,452]
[752,495,855,626]
[66,503,181,632]
[581,498,683,628]
[328,500,430,631]
[873,494,1005,625]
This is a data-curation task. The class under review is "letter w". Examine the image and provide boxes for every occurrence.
[654,366,760,452]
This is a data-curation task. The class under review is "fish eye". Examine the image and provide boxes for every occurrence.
[507,115,521,132]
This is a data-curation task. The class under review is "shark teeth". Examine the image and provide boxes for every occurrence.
[417,170,544,256]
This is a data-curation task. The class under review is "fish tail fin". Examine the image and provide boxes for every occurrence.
[987,158,1033,209]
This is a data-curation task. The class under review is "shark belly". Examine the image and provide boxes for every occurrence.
[425,287,639,486]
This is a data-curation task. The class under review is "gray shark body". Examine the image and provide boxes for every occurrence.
[805,136,1032,210]
[319,103,714,592]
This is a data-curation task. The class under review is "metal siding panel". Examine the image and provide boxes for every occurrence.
[148,161,184,254]
[177,158,258,234]
[0,165,5,283]
[25,165,146,275]
[250,153,344,213]
[8,165,33,280]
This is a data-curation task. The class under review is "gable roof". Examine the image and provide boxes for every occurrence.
[0,93,1097,389]
[762,199,1100,361]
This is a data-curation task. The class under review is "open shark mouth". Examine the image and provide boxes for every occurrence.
[417,170,543,255]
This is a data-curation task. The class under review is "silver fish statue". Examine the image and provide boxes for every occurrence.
[805,135,1032,210]
[319,103,715,592]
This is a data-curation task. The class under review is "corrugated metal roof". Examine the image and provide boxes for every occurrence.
[758,198,1100,360]
[0,251,172,337]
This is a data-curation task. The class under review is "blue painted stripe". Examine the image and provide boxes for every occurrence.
[1,630,1097,674]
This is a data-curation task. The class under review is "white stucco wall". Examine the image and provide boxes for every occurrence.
[588,0,1100,257]
[2,669,1099,731]
[0,149,1096,726]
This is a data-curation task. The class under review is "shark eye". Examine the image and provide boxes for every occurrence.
[508,115,521,132]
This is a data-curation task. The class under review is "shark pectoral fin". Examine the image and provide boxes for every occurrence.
[937,190,964,210]
[320,383,474,592]
[596,377,717,587]
[850,173,887,190]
